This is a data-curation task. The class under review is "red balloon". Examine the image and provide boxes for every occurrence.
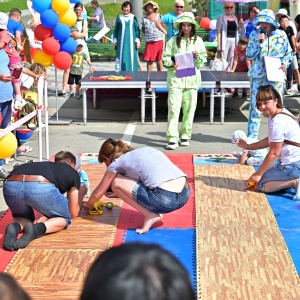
[200,17,211,29]
[53,51,72,70]
[42,37,60,55]
[35,24,53,41]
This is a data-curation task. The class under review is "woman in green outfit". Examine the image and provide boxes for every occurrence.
[162,12,207,150]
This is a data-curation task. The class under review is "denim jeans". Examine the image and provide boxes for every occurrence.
[257,160,300,192]
[3,181,71,227]
[132,180,190,214]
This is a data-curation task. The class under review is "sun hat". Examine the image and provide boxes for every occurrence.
[0,12,8,30]
[231,130,247,144]
[275,8,290,20]
[253,9,278,29]
[173,12,199,30]
[143,1,159,12]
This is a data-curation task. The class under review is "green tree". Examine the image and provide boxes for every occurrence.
[190,0,209,18]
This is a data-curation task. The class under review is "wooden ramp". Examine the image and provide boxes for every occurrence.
[194,164,300,299]
[4,164,123,300]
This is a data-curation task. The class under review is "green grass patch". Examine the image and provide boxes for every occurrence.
[0,0,28,13]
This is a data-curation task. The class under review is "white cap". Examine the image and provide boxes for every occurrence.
[0,12,8,30]
[231,130,247,144]
[76,40,84,47]
[275,8,290,19]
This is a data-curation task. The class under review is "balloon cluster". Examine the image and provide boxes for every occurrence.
[32,0,77,70]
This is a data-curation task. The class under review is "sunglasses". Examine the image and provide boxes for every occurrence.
[176,6,184,8]
[225,6,233,9]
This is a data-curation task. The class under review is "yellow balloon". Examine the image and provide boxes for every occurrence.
[0,130,18,159]
[58,9,77,27]
[52,0,70,15]
[34,50,54,68]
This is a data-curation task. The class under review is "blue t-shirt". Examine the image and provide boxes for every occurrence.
[0,49,13,103]
[245,22,254,39]
[108,147,186,189]
[7,19,23,36]
[161,12,179,41]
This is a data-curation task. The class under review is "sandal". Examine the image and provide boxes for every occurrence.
[17,146,33,155]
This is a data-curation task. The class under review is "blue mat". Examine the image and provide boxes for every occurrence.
[123,228,196,291]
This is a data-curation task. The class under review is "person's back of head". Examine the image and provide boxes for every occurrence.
[54,151,77,167]
[0,273,31,300]
[9,8,21,20]
[80,243,195,300]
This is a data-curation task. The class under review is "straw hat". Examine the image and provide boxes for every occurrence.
[173,12,199,30]
[143,1,159,12]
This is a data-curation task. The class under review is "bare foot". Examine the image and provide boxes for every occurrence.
[293,178,300,200]
[136,213,162,234]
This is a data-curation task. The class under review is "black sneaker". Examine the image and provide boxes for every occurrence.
[242,92,247,98]
[298,85,300,92]
[232,92,238,98]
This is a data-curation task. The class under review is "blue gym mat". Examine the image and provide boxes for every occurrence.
[123,228,196,291]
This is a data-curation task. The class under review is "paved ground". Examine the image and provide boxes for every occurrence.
[0,59,299,214]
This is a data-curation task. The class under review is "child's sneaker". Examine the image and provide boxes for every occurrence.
[70,93,75,98]
[14,96,27,110]
[76,93,80,99]
[232,91,238,98]
[242,92,248,98]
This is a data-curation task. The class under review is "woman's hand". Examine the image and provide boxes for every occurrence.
[81,201,93,213]
[136,42,140,50]
[193,51,199,59]
[0,74,14,82]
[279,64,286,72]
[248,172,262,184]
[235,138,248,149]
[173,63,178,70]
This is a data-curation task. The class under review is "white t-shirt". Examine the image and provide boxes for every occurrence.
[19,73,34,90]
[268,108,300,165]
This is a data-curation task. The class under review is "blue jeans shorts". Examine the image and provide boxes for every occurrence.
[257,160,300,192]
[131,180,190,214]
[3,181,71,227]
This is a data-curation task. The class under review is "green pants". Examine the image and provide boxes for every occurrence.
[166,88,198,143]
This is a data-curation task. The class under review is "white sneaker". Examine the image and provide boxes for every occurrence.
[14,98,27,110]
[180,139,189,146]
[166,142,178,150]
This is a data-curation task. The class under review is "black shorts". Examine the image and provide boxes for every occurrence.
[68,73,82,85]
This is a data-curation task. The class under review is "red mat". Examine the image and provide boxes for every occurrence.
[113,153,194,246]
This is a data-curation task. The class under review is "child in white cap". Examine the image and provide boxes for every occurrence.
[231,130,268,165]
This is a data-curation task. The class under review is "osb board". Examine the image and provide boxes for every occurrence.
[5,249,101,300]
[4,163,122,300]
[194,164,300,299]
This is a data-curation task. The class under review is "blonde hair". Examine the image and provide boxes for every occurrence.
[98,139,134,163]
[174,0,184,6]
[30,63,46,75]
[223,2,235,11]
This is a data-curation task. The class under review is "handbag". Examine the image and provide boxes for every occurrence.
[211,50,229,71]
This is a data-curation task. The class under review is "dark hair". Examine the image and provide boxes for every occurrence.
[0,273,32,300]
[54,151,77,166]
[122,1,132,11]
[98,138,134,163]
[80,243,195,300]
[279,15,289,22]
[74,3,84,11]
[9,8,22,17]
[256,85,283,109]
[176,23,196,48]
[238,36,248,45]
[248,5,259,16]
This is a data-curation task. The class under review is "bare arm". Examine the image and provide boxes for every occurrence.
[67,187,82,218]
[228,52,238,72]
[239,151,248,164]
[291,35,297,54]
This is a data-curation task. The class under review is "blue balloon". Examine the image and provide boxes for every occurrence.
[41,10,59,29]
[32,0,52,14]
[60,38,77,54]
[53,24,71,42]
[70,0,82,3]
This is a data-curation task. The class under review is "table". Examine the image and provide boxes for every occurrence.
[80,71,250,125]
